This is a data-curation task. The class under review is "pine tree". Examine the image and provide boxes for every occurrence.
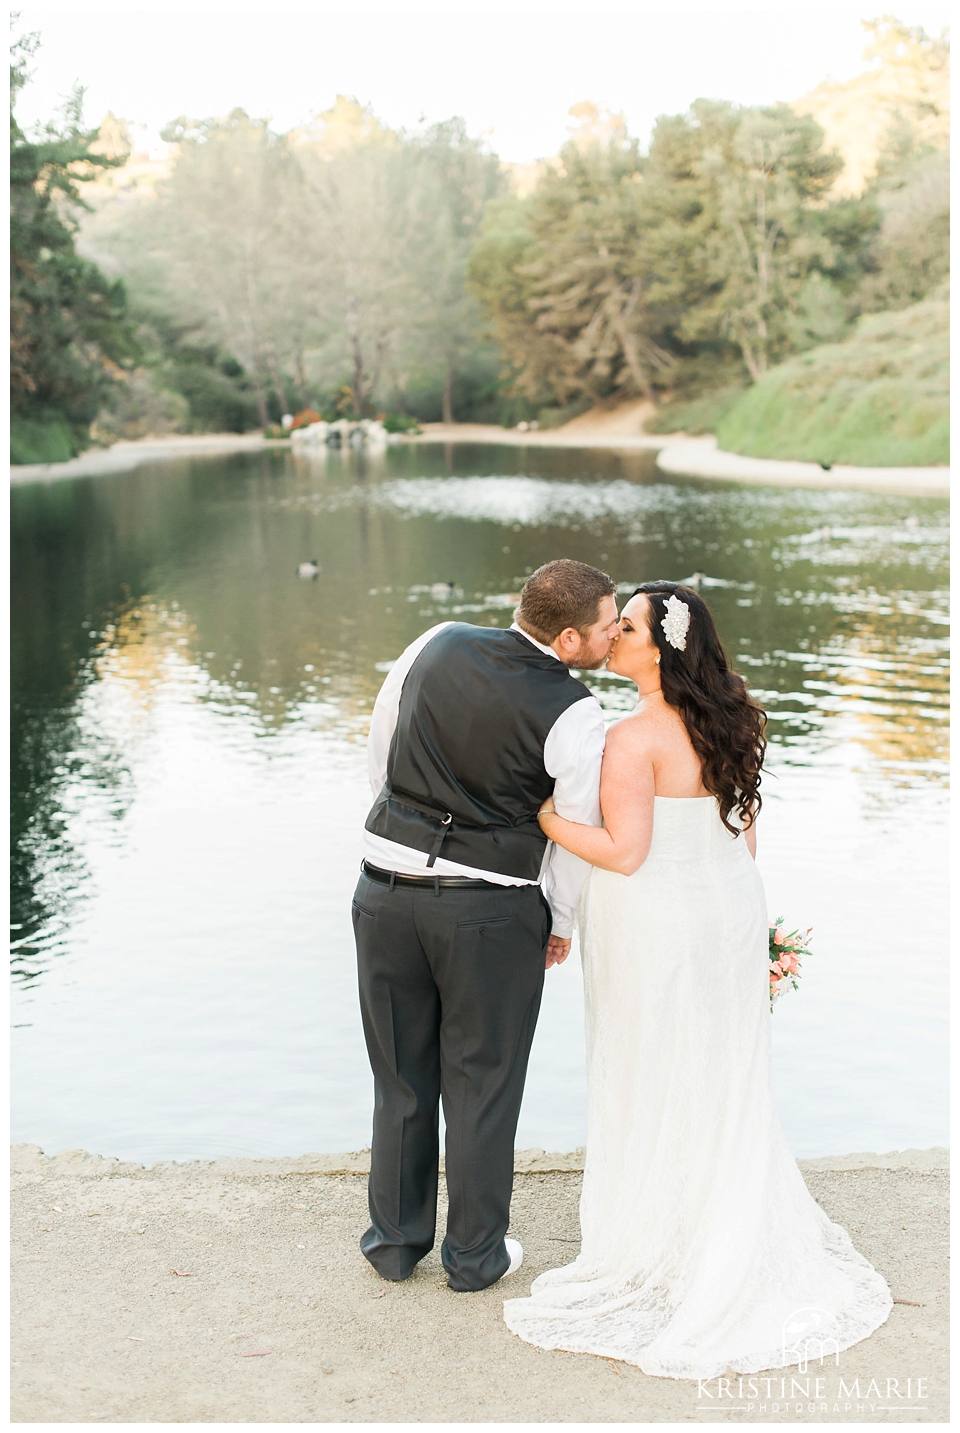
[470,99,878,408]
[469,117,673,408]
[10,27,138,462]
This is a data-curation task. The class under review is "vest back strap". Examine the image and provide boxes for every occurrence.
[383,787,542,868]
[385,791,453,867]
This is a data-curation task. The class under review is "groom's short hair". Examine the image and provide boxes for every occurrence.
[515,559,616,643]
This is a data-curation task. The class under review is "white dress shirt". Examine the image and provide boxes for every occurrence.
[362,621,606,937]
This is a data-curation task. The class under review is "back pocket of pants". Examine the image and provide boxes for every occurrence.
[456,915,511,934]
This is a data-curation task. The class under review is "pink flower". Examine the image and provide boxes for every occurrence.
[769,918,810,1010]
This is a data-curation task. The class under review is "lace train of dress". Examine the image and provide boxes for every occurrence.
[504,797,892,1380]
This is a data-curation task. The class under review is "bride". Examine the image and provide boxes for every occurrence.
[503,581,892,1380]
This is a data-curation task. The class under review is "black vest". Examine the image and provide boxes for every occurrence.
[365,624,592,879]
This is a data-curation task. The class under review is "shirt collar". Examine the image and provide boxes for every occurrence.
[510,621,562,663]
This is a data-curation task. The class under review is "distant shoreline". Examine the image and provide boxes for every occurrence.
[9,424,950,497]
[410,420,674,454]
[653,433,949,497]
[11,1143,949,1177]
[9,432,274,484]
[413,423,950,496]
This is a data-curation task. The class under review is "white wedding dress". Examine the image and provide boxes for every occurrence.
[504,796,892,1380]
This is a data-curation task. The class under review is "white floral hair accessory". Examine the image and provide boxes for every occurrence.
[660,593,691,651]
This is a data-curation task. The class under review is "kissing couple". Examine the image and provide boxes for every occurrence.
[351,559,891,1378]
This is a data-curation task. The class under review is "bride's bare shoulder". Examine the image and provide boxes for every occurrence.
[607,702,691,757]
[605,710,659,753]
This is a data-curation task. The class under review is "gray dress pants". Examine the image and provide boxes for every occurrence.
[353,869,550,1292]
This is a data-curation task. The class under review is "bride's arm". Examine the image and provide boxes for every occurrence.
[538,721,655,876]
[744,815,757,859]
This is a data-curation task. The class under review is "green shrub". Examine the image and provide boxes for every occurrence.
[10,414,77,465]
[494,397,541,429]
[644,385,747,435]
[382,413,422,434]
[164,353,261,432]
[536,396,595,430]
[715,294,948,467]
[92,368,190,442]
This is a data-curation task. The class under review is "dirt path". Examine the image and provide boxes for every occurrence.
[11,1145,947,1423]
[411,401,675,454]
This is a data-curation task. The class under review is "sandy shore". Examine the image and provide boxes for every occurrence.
[655,435,950,497]
[11,1143,947,1423]
[411,403,675,455]
[414,424,949,497]
[9,423,673,485]
[9,433,274,484]
[9,412,957,501]
[10,416,949,496]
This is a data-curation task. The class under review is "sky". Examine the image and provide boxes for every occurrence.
[15,4,952,164]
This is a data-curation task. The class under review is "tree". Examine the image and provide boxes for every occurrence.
[82,91,508,425]
[154,110,302,424]
[851,59,950,318]
[687,103,845,379]
[291,98,418,415]
[86,109,305,426]
[402,119,504,421]
[10,26,138,462]
[470,97,879,409]
[470,107,673,408]
[795,16,949,197]
[467,193,547,404]
[859,145,949,311]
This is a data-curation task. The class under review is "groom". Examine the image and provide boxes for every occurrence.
[353,559,619,1291]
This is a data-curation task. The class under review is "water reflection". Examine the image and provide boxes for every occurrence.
[10,445,948,1158]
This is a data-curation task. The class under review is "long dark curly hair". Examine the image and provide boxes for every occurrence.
[632,581,767,834]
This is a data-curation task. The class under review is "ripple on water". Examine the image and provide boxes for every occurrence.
[10,447,949,1159]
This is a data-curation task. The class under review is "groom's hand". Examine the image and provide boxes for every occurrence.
[545,935,571,968]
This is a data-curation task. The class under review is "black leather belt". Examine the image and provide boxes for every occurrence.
[361,860,503,890]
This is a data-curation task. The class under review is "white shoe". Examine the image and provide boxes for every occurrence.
[503,1237,523,1277]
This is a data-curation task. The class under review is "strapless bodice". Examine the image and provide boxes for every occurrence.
[645,795,746,863]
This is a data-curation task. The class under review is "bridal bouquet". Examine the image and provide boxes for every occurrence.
[769,918,812,1010]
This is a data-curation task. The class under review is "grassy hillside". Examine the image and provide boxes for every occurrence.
[715,293,948,467]
[644,385,747,437]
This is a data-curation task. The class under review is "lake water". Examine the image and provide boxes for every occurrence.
[11,443,949,1163]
